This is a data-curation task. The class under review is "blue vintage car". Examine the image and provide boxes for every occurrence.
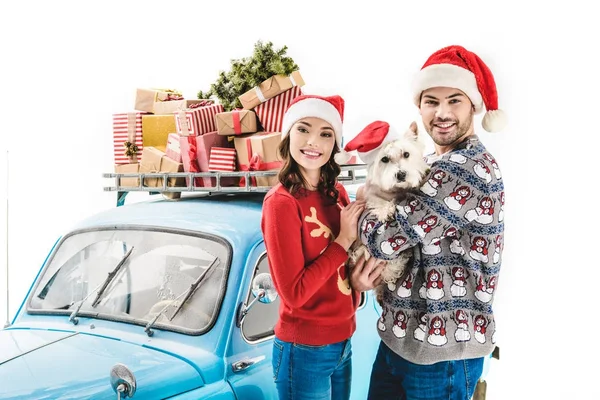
[0,169,385,399]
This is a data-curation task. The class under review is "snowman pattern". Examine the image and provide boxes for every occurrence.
[483,153,502,179]
[469,236,490,263]
[444,226,465,255]
[464,196,495,225]
[378,307,388,332]
[449,153,467,164]
[425,269,444,300]
[397,199,420,218]
[422,236,442,255]
[493,235,503,264]
[396,272,414,298]
[380,234,408,256]
[450,266,468,297]
[452,309,471,342]
[420,170,449,197]
[444,184,473,211]
[412,215,439,238]
[474,274,496,303]
[413,312,428,342]
[361,218,376,235]
[473,315,489,344]
[427,316,448,346]
[498,191,505,222]
[392,310,408,338]
[473,159,492,183]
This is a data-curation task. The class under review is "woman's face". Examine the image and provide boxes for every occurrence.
[288,117,335,175]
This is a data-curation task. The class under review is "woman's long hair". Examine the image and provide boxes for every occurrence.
[277,134,341,204]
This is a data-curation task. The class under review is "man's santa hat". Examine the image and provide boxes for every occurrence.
[343,120,403,165]
[281,94,349,163]
[411,45,507,132]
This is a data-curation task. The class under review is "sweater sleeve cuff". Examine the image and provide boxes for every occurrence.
[322,241,349,266]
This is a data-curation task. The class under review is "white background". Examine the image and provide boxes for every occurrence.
[0,1,598,398]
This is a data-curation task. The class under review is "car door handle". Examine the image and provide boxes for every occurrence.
[231,355,266,372]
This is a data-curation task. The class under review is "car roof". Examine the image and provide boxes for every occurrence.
[68,193,267,243]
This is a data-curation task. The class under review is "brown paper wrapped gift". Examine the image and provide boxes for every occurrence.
[142,114,177,152]
[234,132,283,187]
[152,99,209,115]
[135,88,182,113]
[114,163,140,187]
[215,109,257,136]
[239,70,305,110]
[140,147,184,188]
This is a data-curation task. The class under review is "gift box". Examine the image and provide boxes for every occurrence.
[254,86,302,133]
[239,71,305,110]
[142,114,177,152]
[215,109,258,136]
[135,88,182,113]
[153,99,213,115]
[234,132,283,187]
[140,147,184,188]
[165,133,182,163]
[179,132,238,187]
[208,147,236,172]
[175,104,224,136]
[114,163,140,187]
[113,112,145,165]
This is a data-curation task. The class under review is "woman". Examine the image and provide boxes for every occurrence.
[261,94,365,399]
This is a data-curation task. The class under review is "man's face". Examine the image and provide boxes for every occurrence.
[419,87,475,154]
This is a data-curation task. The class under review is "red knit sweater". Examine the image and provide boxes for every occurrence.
[261,182,360,346]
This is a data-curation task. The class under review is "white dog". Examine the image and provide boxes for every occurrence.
[348,122,429,305]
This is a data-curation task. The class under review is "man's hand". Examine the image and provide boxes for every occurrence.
[349,255,385,292]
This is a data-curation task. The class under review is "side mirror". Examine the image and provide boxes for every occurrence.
[236,273,278,327]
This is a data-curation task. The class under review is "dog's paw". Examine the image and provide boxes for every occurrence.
[371,202,397,223]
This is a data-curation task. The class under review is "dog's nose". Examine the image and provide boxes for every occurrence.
[396,171,406,182]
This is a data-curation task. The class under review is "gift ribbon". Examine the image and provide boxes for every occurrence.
[238,137,283,186]
[186,136,200,174]
[189,99,213,109]
[124,112,139,162]
[254,86,267,103]
[289,74,297,87]
[232,110,242,134]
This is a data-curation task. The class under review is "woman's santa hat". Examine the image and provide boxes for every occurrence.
[411,45,507,132]
[343,121,403,165]
[280,94,349,163]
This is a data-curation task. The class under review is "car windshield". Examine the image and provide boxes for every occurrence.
[28,227,230,335]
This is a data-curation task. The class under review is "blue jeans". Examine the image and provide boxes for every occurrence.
[272,336,352,400]
[367,341,484,400]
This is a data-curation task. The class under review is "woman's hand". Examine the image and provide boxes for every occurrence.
[335,200,365,251]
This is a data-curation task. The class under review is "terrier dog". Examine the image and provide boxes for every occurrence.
[348,122,429,305]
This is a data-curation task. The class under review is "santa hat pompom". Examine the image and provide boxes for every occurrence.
[412,45,507,132]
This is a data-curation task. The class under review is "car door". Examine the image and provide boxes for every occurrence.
[226,242,278,400]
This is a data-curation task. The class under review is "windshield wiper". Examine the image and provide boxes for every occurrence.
[144,257,219,336]
[68,281,105,325]
[91,246,134,308]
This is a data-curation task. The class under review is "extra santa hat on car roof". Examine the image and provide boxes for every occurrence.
[411,45,507,132]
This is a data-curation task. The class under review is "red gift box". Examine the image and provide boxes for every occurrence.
[254,86,302,132]
[113,112,146,165]
[208,147,236,172]
[175,104,224,136]
[179,132,238,187]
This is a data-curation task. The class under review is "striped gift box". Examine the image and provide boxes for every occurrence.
[175,104,224,136]
[254,86,302,132]
[113,112,146,165]
[208,147,236,172]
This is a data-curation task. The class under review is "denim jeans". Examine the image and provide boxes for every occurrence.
[272,336,352,400]
[367,341,484,400]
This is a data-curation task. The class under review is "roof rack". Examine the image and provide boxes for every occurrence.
[102,164,368,207]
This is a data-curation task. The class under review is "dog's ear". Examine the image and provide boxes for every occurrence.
[404,121,419,141]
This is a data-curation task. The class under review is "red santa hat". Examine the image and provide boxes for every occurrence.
[411,45,507,132]
[280,94,348,163]
[343,121,403,165]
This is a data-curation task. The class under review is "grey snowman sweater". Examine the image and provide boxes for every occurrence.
[359,135,504,365]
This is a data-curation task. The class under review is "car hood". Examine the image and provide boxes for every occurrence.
[0,328,203,399]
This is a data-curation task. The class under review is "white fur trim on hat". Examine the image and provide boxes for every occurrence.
[412,63,484,114]
[280,98,344,146]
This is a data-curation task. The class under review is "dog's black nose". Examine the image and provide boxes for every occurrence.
[396,171,406,182]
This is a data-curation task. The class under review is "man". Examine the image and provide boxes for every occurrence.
[349,45,507,399]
